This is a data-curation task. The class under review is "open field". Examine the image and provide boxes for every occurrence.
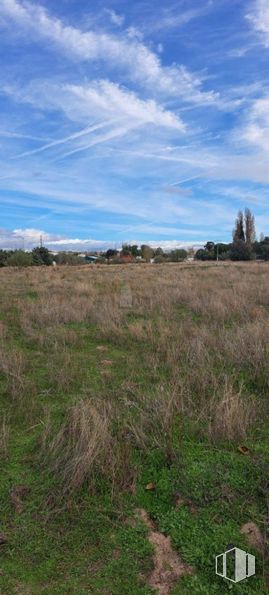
[0,261,269,593]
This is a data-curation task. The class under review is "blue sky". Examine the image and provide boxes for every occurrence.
[1,0,269,250]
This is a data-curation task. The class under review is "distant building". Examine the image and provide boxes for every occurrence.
[119,253,136,263]
[85,255,98,263]
[78,254,98,262]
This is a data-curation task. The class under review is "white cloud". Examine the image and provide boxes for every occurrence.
[1,78,185,130]
[105,8,125,27]
[13,228,60,243]
[0,226,204,251]
[64,80,185,130]
[3,79,185,160]
[126,26,143,41]
[0,0,219,104]
[235,95,269,151]
[247,0,269,47]
[0,227,62,249]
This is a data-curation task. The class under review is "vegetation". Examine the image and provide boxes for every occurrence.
[0,261,268,593]
[54,252,86,266]
[0,247,53,267]
[6,250,34,267]
[32,247,53,266]
[2,208,269,267]
[196,208,262,261]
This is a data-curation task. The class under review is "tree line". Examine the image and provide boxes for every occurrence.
[0,245,190,267]
[1,208,268,266]
[0,247,54,267]
[196,208,269,261]
[0,247,91,267]
[105,245,188,263]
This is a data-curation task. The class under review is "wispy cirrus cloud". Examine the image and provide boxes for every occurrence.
[143,3,211,35]
[1,0,269,247]
[0,0,219,105]
[63,81,185,129]
[0,130,51,142]
[12,118,119,159]
[1,77,186,129]
[58,125,139,161]
[2,78,185,161]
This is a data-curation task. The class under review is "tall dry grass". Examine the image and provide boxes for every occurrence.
[43,397,135,495]
[1,261,268,491]
[0,416,9,458]
[0,348,27,400]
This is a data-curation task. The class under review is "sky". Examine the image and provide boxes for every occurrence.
[1,0,269,251]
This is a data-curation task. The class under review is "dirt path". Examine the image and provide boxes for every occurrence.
[137,509,193,595]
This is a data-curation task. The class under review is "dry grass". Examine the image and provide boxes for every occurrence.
[0,348,27,400]
[1,261,269,491]
[206,379,255,442]
[0,416,9,458]
[44,397,135,494]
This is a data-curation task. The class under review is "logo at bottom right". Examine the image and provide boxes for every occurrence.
[216,546,255,583]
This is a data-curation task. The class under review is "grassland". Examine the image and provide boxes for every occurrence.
[0,261,269,594]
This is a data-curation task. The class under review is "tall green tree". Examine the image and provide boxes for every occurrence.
[245,208,256,245]
[233,211,245,242]
[32,247,53,266]
[230,241,253,261]
[204,241,215,253]
[141,245,154,262]
[130,245,140,257]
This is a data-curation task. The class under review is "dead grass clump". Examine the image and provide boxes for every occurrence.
[226,320,269,385]
[90,297,124,330]
[127,320,154,342]
[19,312,37,343]
[0,348,27,400]
[44,398,135,494]
[0,321,8,340]
[206,381,255,442]
[19,294,94,329]
[46,351,82,393]
[124,382,186,455]
[36,327,81,351]
[0,416,9,458]
[45,399,111,490]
